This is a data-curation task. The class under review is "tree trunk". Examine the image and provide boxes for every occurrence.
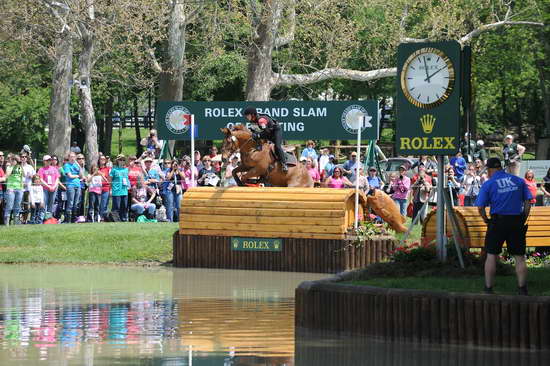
[104,95,114,156]
[47,31,73,159]
[78,25,99,169]
[158,0,186,101]
[134,96,143,157]
[245,0,284,101]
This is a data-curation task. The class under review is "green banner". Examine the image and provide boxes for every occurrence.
[231,237,283,252]
[156,101,379,140]
[395,41,462,155]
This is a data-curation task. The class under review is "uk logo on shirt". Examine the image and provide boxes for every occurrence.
[495,177,518,193]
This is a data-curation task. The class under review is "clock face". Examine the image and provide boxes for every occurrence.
[400,47,455,109]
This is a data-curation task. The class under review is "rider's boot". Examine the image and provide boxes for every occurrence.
[282,162,289,173]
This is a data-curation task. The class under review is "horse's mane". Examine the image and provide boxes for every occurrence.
[232,124,250,132]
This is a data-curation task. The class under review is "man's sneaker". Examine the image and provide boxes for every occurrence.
[518,286,529,296]
[483,286,494,294]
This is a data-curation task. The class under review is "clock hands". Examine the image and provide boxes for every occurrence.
[424,65,446,82]
[422,56,430,83]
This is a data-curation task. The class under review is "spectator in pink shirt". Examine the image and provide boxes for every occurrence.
[305,157,320,186]
[391,165,411,216]
[38,155,60,216]
[181,155,198,191]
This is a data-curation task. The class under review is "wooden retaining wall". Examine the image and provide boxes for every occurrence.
[173,233,396,273]
[179,187,367,240]
[295,279,550,349]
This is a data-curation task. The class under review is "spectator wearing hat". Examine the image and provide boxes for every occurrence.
[391,165,410,216]
[323,155,336,180]
[38,155,60,216]
[502,135,525,177]
[110,155,130,221]
[63,152,82,223]
[476,157,532,295]
[198,156,219,186]
[20,153,36,223]
[143,157,161,189]
[223,155,240,187]
[70,141,81,154]
[342,151,362,182]
[367,167,384,191]
[301,140,318,162]
[161,158,185,222]
[474,140,488,164]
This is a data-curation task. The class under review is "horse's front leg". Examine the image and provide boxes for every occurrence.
[232,165,249,186]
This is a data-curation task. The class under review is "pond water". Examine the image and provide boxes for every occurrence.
[0,264,548,366]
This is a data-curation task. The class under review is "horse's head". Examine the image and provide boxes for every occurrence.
[219,126,252,160]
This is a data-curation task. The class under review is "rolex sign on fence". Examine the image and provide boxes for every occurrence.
[156,101,379,141]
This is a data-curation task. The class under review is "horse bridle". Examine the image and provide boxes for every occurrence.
[228,134,255,155]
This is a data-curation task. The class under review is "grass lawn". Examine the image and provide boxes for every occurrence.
[348,267,550,296]
[111,128,149,157]
[0,222,178,264]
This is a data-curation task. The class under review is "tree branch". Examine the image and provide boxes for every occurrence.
[460,20,544,45]
[274,67,397,87]
[274,0,295,48]
[147,47,163,73]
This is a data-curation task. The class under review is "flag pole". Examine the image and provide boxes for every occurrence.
[191,114,195,188]
[354,118,362,230]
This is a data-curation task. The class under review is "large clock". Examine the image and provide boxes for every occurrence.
[400,47,456,109]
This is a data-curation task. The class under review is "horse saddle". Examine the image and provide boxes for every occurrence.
[269,145,297,166]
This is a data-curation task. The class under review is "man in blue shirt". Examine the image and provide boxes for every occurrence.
[475,157,532,295]
[342,152,362,182]
[449,151,467,181]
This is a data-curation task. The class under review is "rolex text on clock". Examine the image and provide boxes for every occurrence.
[400,47,456,109]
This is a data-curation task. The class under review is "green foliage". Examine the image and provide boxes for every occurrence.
[0,85,50,152]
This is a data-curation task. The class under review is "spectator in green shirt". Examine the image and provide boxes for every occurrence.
[3,155,24,225]
[110,154,130,221]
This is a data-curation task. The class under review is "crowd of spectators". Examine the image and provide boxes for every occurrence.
[0,134,545,227]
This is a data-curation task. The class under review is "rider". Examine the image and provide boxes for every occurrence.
[243,107,288,172]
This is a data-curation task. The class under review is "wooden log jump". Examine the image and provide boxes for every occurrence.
[179,187,368,240]
[173,187,397,272]
[422,206,550,247]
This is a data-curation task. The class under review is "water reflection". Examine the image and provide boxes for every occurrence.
[0,265,324,365]
[295,330,550,366]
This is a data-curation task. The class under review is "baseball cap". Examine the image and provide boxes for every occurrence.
[116,154,126,161]
[505,134,513,140]
[300,156,307,162]
[43,154,51,161]
[351,152,357,156]
[486,157,502,169]
[368,166,377,171]
[399,165,407,170]
[476,140,484,146]
[144,157,153,162]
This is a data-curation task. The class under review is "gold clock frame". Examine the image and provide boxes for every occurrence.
[400,47,456,109]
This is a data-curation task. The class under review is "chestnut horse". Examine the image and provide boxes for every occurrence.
[220,126,313,187]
